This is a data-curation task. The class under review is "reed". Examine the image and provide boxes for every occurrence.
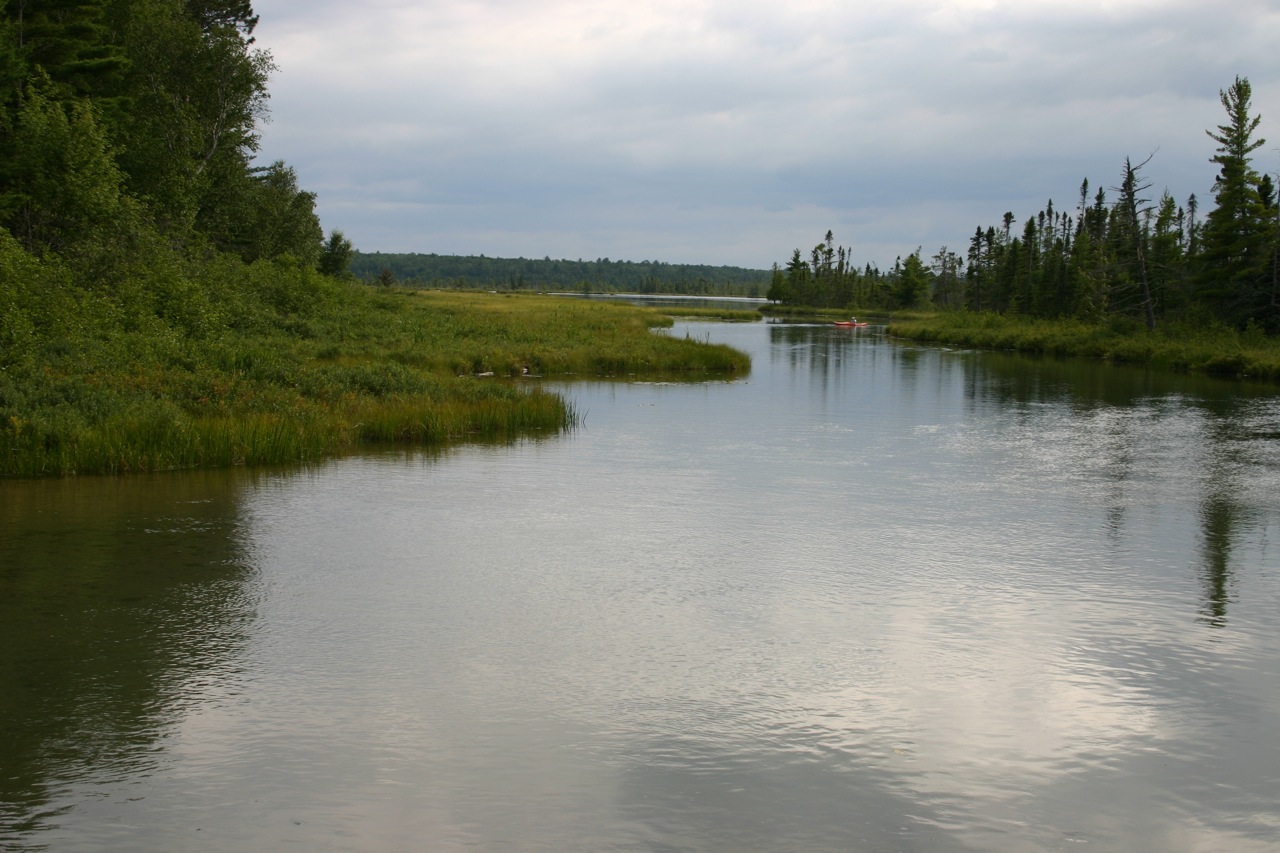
[0,391,577,477]
[646,306,762,322]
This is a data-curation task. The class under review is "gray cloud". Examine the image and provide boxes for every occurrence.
[251,0,1280,268]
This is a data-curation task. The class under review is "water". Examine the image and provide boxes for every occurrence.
[2,322,1278,852]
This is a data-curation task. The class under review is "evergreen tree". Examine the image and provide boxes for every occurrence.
[184,0,258,35]
[894,249,931,309]
[318,229,354,277]
[1261,174,1280,322]
[784,248,810,305]
[1150,191,1188,315]
[930,246,963,308]
[766,262,790,303]
[6,0,127,104]
[1116,155,1157,330]
[761,76,1275,332]
[1199,76,1270,327]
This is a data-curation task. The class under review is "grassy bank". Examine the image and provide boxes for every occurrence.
[886,311,1280,382]
[644,306,762,322]
[1,242,749,477]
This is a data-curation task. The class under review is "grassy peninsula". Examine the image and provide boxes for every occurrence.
[0,244,748,478]
[0,3,753,479]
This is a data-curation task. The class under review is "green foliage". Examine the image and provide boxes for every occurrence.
[9,0,128,104]
[112,0,268,234]
[0,0,320,262]
[886,311,1280,382]
[0,229,78,363]
[0,73,139,254]
[231,161,323,265]
[765,262,790,303]
[894,250,932,309]
[1198,76,1275,330]
[319,229,354,277]
[644,306,760,322]
[768,236,888,310]
[184,0,259,34]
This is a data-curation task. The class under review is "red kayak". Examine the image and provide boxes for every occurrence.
[833,321,869,327]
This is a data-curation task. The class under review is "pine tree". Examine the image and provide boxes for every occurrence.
[1150,191,1188,315]
[894,249,931,309]
[8,0,128,104]
[318,229,354,277]
[184,0,259,36]
[1199,76,1269,327]
[1116,155,1157,330]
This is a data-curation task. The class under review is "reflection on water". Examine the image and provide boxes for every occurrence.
[0,471,259,850]
[1198,495,1235,628]
[1,323,1278,852]
[958,346,1279,633]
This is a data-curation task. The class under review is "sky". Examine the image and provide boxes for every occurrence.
[249,0,1280,270]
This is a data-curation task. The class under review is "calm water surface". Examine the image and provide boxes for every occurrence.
[2,322,1278,852]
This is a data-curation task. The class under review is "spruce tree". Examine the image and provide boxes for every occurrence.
[1199,76,1269,327]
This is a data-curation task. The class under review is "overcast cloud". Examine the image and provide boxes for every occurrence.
[250,0,1280,269]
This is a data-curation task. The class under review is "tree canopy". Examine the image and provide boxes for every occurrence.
[0,0,337,270]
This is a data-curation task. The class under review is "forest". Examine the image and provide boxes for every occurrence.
[352,252,771,297]
[770,77,1280,336]
[0,0,352,275]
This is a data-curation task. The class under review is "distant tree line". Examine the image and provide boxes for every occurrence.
[771,77,1280,333]
[352,252,771,297]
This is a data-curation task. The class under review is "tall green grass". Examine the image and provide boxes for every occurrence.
[886,311,1280,382]
[1,383,577,477]
[646,306,762,322]
[0,240,746,477]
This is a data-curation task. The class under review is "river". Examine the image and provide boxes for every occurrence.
[2,320,1278,852]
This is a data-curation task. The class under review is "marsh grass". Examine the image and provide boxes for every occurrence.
[647,306,762,322]
[886,312,1280,382]
[0,252,746,477]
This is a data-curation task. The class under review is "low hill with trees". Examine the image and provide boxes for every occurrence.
[351,252,771,296]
